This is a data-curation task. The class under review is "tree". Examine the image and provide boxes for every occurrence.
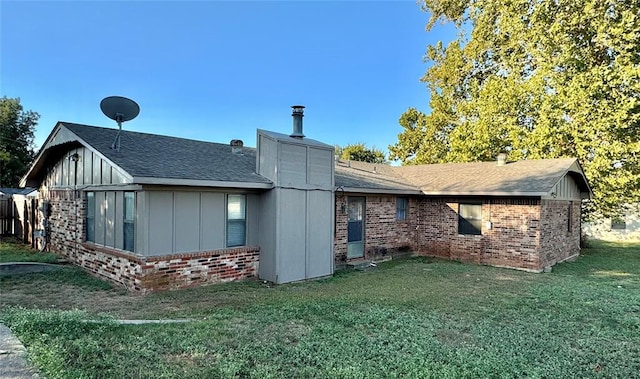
[390,0,640,217]
[0,97,39,188]
[336,143,387,164]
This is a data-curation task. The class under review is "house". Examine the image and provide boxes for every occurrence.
[334,158,592,272]
[582,203,640,242]
[20,108,592,292]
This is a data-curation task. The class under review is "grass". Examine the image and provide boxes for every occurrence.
[1,240,639,378]
[0,236,58,263]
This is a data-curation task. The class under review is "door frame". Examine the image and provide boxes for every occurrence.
[347,196,365,259]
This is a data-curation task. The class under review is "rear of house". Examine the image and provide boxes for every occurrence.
[334,158,590,272]
[20,110,592,292]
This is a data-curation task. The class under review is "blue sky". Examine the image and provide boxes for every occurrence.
[1,1,455,157]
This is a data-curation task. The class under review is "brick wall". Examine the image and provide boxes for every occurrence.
[334,195,418,266]
[42,189,259,293]
[539,199,581,268]
[400,198,545,272]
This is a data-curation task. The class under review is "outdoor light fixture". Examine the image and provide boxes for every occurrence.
[69,153,79,162]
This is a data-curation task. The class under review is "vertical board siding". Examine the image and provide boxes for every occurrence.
[174,192,201,253]
[105,192,116,247]
[148,192,174,255]
[279,144,307,185]
[114,192,124,250]
[277,188,307,283]
[306,190,333,278]
[308,148,333,186]
[200,192,225,250]
[95,192,106,245]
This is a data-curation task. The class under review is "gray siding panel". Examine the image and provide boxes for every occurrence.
[105,192,116,247]
[114,192,124,250]
[258,135,277,182]
[280,144,307,186]
[95,192,105,245]
[258,190,277,282]
[148,191,174,255]
[308,148,333,186]
[92,154,101,184]
[174,192,201,253]
[83,149,92,184]
[306,190,333,278]
[277,188,307,283]
[246,193,259,246]
[200,192,225,250]
[135,191,147,255]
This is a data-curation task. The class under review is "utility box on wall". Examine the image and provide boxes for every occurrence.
[257,128,335,284]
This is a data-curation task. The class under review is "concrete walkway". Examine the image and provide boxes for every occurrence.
[0,324,39,378]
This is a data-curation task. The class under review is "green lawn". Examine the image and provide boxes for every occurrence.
[1,240,639,378]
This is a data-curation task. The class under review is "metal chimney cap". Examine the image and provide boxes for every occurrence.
[291,105,305,115]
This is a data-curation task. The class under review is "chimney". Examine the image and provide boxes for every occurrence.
[497,152,507,166]
[290,105,305,138]
[230,139,244,154]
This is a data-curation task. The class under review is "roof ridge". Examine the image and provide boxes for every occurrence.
[60,122,256,150]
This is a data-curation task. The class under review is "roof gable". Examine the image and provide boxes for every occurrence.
[23,122,272,188]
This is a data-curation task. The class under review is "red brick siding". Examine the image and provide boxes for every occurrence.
[399,198,545,271]
[41,189,259,292]
[334,195,419,266]
[539,200,581,268]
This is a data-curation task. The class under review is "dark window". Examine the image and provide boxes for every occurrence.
[611,218,626,230]
[227,194,246,247]
[458,203,482,235]
[567,203,573,232]
[397,198,408,220]
[123,192,135,251]
[86,192,95,242]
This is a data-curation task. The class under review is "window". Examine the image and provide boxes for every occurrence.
[397,197,408,220]
[458,203,482,235]
[227,194,246,247]
[123,192,135,251]
[567,203,573,232]
[86,192,95,242]
[611,217,626,230]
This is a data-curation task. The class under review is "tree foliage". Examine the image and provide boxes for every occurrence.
[336,143,387,164]
[0,97,39,187]
[390,0,640,217]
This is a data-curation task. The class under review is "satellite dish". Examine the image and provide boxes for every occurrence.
[100,96,140,123]
[99,96,140,151]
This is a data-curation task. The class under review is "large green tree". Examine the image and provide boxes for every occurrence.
[336,143,387,164]
[390,0,640,217]
[0,97,39,188]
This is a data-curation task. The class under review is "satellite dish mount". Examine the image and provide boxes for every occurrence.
[100,96,140,151]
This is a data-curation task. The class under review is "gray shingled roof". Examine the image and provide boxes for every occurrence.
[395,158,589,196]
[61,122,271,184]
[335,160,420,193]
[335,158,590,197]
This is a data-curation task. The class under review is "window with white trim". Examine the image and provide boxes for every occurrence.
[123,192,135,252]
[227,194,246,247]
[458,203,482,235]
[86,192,95,242]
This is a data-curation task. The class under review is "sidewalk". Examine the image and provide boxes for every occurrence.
[0,324,38,378]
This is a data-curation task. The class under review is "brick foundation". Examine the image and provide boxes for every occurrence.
[41,189,259,293]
